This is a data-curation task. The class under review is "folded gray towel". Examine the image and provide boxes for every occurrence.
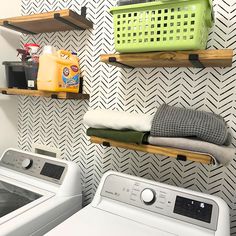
[150,104,231,146]
[148,136,235,165]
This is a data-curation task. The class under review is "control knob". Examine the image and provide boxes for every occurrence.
[22,159,33,169]
[141,188,156,205]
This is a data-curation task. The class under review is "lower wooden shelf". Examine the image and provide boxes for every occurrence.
[90,136,214,165]
[0,88,90,100]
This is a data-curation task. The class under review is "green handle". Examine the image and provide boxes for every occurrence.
[206,8,214,27]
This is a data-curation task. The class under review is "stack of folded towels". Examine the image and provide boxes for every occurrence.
[83,109,152,144]
[83,104,235,165]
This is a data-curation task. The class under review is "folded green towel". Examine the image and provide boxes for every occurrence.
[86,128,149,144]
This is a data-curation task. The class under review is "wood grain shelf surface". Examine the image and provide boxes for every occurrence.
[0,9,93,34]
[100,49,233,68]
[90,136,214,165]
[0,88,90,100]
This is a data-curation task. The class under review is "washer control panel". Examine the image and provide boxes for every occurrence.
[0,150,67,184]
[101,174,219,231]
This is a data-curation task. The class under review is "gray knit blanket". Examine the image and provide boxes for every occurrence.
[150,104,231,146]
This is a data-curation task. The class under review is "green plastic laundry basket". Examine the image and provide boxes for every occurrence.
[110,0,213,53]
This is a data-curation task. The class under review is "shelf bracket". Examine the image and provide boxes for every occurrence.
[51,94,58,99]
[54,10,86,30]
[3,21,37,34]
[108,57,134,69]
[81,6,87,18]
[102,141,111,147]
[79,77,83,94]
[176,154,187,162]
[189,54,205,68]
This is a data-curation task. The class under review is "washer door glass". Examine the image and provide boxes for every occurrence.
[0,180,42,218]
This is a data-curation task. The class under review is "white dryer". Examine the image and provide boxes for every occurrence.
[46,171,230,236]
[0,148,82,236]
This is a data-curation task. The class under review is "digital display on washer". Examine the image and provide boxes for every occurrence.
[40,163,65,180]
[174,196,213,223]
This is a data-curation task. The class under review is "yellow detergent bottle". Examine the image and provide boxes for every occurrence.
[37,50,81,93]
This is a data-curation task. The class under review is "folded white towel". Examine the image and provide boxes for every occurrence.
[83,110,154,132]
[148,136,235,166]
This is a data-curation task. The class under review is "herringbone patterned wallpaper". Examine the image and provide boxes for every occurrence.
[19,0,236,234]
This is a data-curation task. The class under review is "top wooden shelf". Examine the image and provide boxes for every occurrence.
[100,49,233,69]
[0,8,93,34]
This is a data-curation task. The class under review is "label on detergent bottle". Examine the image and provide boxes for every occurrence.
[61,65,80,88]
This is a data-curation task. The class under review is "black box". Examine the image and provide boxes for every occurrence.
[3,61,39,90]
[3,61,27,89]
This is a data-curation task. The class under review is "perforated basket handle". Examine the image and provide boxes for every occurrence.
[160,0,214,27]
[203,4,214,27]
[57,50,72,58]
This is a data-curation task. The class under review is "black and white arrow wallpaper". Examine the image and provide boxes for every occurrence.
[19,0,236,234]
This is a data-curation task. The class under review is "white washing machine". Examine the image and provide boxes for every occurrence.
[46,171,230,236]
[0,148,82,236]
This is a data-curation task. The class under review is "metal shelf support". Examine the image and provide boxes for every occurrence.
[54,6,88,31]
[189,54,205,68]
[108,57,134,69]
[3,21,36,34]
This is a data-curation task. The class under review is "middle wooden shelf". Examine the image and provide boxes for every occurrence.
[0,88,90,100]
[100,49,233,69]
[90,136,214,165]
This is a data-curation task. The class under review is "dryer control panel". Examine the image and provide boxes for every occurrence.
[101,174,219,231]
[0,150,67,184]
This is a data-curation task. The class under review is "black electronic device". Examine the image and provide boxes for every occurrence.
[40,162,65,180]
[174,196,213,223]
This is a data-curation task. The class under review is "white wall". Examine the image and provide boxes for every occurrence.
[0,1,21,155]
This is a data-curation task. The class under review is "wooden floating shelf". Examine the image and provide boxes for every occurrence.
[0,8,93,34]
[0,88,90,100]
[90,136,214,165]
[100,49,233,68]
